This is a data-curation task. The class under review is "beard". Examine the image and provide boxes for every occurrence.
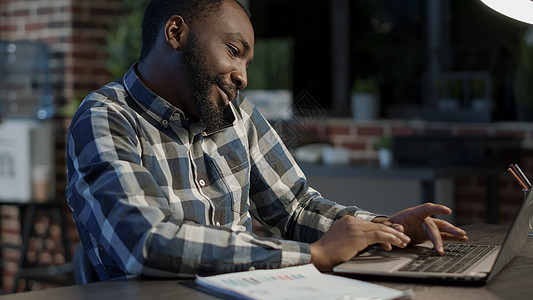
[181,33,229,133]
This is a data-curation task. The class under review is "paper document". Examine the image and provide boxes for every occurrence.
[195,264,408,300]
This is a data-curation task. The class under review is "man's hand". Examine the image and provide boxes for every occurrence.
[387,203,468,255]
[309,215,411,271]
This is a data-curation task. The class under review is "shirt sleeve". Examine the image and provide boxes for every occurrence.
[66,94,310,279]
[241,97,380,245]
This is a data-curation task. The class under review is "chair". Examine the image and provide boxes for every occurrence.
[73,242,100,284]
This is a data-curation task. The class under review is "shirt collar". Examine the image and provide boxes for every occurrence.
[123,63,236,133]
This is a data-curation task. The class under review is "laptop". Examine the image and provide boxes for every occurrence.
[333,189,533,284]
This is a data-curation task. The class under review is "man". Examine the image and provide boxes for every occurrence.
[66,0,467,280]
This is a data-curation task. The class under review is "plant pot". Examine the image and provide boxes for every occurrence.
[378,148,393,169]
[351,93,379,120]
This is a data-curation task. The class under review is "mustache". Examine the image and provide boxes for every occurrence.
[214,75,238,100]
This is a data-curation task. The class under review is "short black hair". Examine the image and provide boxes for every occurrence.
[139,0,250,61]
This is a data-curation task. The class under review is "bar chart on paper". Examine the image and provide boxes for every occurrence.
[195,264,408,300]
[220,272,307,288]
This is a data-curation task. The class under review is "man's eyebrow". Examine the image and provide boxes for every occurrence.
[225,32,251,51]
[225,32,254,65]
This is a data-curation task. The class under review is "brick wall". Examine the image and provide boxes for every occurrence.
[0,0,120,293]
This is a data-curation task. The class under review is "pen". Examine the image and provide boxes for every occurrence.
[514,164,531,188]
[509,164,528,188]
[508,167,530,191]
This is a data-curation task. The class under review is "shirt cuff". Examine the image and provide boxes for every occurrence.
[279,240,311,268]
[353,211,387,222]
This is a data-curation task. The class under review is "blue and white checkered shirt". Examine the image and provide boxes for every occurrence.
[65,64,378,280]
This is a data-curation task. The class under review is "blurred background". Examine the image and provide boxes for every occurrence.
[0,0,532,294]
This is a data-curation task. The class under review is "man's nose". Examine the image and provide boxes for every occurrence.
[231,65,248,90]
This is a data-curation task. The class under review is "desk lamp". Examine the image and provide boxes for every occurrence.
[480,0,533,24]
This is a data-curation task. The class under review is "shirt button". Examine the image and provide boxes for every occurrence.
[198,179,206,187]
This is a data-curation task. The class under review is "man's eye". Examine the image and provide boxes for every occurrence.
[227,44,238,56]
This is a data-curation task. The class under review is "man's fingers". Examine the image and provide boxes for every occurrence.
[377,223,410,242]
[433,219,468,238]
[379,242,393,251]
[416,203,452,218]
[422,218,444,254]
[367,225,410,248]
[391,223,404,233]
[441,232,469,241]
[374,219,405,233]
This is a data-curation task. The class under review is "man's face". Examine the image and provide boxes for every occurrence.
[181,0,254,132]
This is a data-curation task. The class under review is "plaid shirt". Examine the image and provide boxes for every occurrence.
[66,65,378,280]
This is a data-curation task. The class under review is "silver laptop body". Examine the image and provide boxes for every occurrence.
[333,190,533,283]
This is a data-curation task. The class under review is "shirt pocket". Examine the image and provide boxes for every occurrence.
[210,147,250,213]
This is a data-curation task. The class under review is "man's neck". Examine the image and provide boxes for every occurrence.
[136,57,198,117]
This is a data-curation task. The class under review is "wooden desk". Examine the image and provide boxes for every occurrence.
[1,224,532,300]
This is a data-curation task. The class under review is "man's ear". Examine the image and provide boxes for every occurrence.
[164,15,189,50]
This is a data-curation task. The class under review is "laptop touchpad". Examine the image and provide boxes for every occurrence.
[341,245,435,272]
[346,255,412,272]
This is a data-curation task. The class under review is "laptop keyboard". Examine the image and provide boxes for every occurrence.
[399,243,495,274]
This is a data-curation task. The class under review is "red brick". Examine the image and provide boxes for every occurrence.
[356,127,384,136]
[1,232,21,246]
[340,141,366,150]
[69,5,84,14]
[49,21,69,28]
[1,219,20,233]
[54,253,66,264]
[303,125,320,135]
[70,35,90,43]
[12,9,30,16]
[25,22,45,31]
[72,51,99,60]
[390,127,417,135]
[37,7,55,15]
[2,248,20,261]
[72,20,102,29]
[326,125,350,135]
[3,261,18,274]
[0,25,18,32]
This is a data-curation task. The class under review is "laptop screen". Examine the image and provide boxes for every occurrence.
[487,190,533,281]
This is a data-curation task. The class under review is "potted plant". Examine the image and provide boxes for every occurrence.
[351,77,380,120]
[374,135,393,168]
